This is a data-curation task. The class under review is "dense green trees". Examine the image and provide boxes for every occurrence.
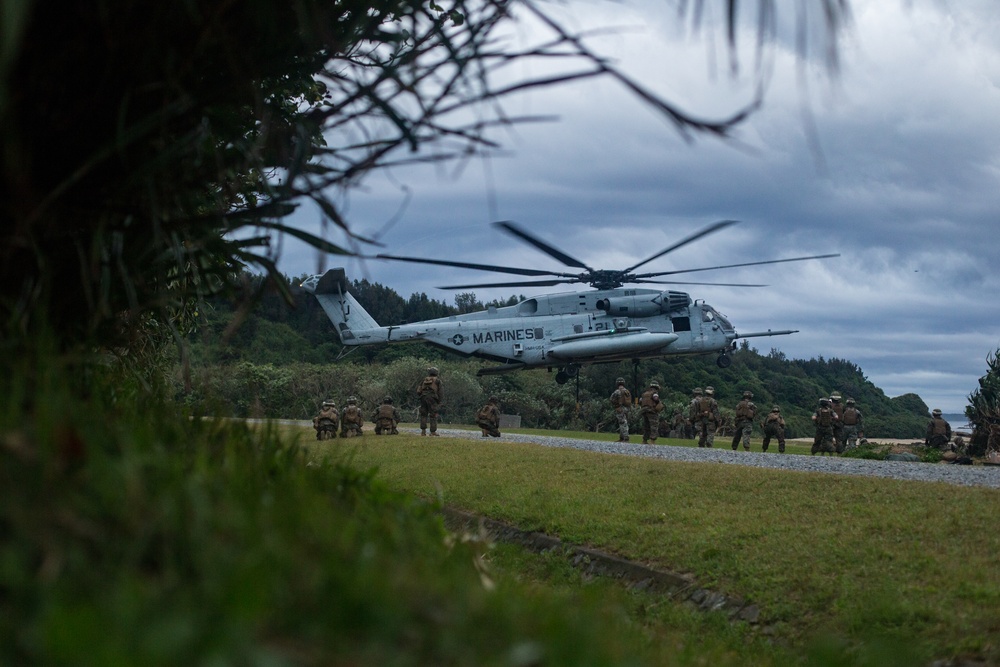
[966,347,1000,456]
[180,275,931,437]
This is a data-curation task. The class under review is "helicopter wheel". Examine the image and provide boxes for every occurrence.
[716,354,732,369]
[555,365,579,384]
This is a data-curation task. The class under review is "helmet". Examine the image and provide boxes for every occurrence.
[846,398,855,405]
[705,386,714,395]
[831,394,842,402]
[384,395,393,403]
[322,399,335,407]
[347,396,357,404]
[693,387,703,395]
[616,377,626,385]
[649,381,660,389]
[932,408,942,416]
[427,367,439,376]
[743,391,753,399]
[771,406,780,412]
[819,398,830,406]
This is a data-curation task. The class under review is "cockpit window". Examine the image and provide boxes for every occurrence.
[704,306,733,330]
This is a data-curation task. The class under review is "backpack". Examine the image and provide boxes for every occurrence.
[843,407,859,425]
[736,400,754,419]
[378,404,395,420]
[698,396,713,417]
[419,376,438,397]
[639,391,657,409]
[612,388,631,408]
[476,405,492,422]
[343,405,361,424]
[817,407,832,427]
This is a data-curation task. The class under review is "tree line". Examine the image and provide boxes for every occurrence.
[178,272,934,439]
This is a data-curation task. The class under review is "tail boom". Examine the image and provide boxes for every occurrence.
[303,268,400,346]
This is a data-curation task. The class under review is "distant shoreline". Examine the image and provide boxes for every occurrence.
[942,413,972,431]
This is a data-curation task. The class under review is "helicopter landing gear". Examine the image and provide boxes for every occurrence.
[716,353,732,369]
[555,364,580,384]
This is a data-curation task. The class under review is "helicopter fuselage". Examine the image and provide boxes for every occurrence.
[379,288,733,366]
[302,268,792,378]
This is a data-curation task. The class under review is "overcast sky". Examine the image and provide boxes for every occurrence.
[274,0,1000,414]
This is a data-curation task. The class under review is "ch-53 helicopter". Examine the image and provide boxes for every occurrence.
[300,220,838,383]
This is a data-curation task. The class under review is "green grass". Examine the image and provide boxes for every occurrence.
[0,357,672,666]
[485,541,799,666]
[306,428,1000,664]
[6,339,994,667]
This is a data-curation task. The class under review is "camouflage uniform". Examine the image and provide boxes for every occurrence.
[313,401,339,440]
[925,409,952,450]
[639,382,664,444]
[841,399,864,450]
[731,391,757,451]
[688,388,703,422]
[670,410,687,439]
[417,367,443,436]
[691,386,720,448]
[811,398,837,455]
[610,378,632,442]
[476,397,502,437]
[761,406,786,453]
[371,396,401,435]
[340,397,364,437]
[830,394,846,453]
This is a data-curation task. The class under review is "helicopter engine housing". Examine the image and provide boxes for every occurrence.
[596,290,691,318]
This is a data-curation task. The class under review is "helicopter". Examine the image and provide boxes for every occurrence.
[300,220,838,383]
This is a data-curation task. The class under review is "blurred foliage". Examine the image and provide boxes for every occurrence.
[180,278,932,437]
[0,2,875,664]
[966,346,1000,456]
[3,0,815,366]
[1,345,669,666]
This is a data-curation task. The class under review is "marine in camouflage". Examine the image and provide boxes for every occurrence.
[476,396,502,437]
[610,378,632,442]
[811,398,837,455]
[761,406,786,453]
[692,387,720,448]
[638,382,664,444]
[841,398,863,450]
[731,391,756,451]
[372,396,401,435]
[417,367,444,435]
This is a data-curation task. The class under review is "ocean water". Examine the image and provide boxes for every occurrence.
[942,413,971,431]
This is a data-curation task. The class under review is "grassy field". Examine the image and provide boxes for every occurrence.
[302,426,1000,665]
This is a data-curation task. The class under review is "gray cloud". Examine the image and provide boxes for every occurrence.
[275,0,1000,413]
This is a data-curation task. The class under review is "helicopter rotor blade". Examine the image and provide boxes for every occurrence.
[436,278,578,290]
[373,254,577,279]
[634,253,841,279]
[622,219,739,274]
[635,279,768,287]
[493,221,593,271]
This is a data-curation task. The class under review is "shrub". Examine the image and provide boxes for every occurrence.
[841,442,890,460]
[2,350,656,666]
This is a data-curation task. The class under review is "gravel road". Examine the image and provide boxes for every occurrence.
[421,428,1000,489]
